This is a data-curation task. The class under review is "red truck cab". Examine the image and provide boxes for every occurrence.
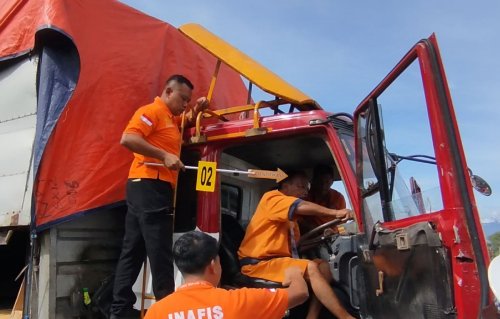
[173,24,494,318]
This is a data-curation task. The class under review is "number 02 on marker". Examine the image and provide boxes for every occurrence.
[196,161,216,192]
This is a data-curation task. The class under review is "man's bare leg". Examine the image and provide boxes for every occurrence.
[305,261,354,319]
[305,295,321,319]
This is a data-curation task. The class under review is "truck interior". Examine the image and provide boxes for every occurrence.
[216,126,360,317]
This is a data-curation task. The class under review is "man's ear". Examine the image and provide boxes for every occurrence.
[208,259,216,274]
[280,182,289,193]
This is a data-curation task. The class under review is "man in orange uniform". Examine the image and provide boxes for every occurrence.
[302,165,347,231]
[308,165,346,210]
[110,75,209,319]
[238,171,355,319]
[145,231,309,319]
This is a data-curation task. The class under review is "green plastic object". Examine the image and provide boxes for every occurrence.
[83,288,91,306]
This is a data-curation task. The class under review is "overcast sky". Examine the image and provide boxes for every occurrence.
[120,0,499,222]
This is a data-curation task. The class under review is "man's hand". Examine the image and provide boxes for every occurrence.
[335,208,354,222]
[185,97,210,126]
[195,97,210,112]
[162,152,185,171]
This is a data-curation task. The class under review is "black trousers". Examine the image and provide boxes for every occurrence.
[111,179,175,316]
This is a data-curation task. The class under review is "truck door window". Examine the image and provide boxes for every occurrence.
[358,61,444,230]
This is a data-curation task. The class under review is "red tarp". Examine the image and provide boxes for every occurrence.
[0,0,248,228]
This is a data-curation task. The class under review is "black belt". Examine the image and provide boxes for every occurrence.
[239,256,287,267]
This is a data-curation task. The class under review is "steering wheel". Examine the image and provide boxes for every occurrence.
[297,219,342,252]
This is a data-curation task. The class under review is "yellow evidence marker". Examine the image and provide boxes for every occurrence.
[196,161,217,192]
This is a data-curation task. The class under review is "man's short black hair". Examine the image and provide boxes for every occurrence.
[278,169,308,190]
[173,231,218,275]
[166,74,194,90]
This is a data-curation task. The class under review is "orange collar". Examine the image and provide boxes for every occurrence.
[154,96,173,118]
[178,280,214,290]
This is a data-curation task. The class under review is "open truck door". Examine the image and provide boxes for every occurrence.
[353,34,494,318]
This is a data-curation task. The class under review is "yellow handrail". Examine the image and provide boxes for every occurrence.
[191,99,290,141]
[252,101,263,129]
[207,60,221,101]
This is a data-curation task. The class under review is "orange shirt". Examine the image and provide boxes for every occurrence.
[123,97,181,185]
[237,190,310,282]
[144,281,288,319]
[238,189,301,261]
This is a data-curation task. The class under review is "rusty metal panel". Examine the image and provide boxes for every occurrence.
[0,57,37,227]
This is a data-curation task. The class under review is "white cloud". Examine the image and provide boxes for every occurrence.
[480,208,500,224]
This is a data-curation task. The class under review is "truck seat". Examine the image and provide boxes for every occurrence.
[219,214,282,288]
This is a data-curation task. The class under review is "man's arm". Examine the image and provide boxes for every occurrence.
[184,97,209,127]
[295,200,353,222]
[120,133,184,170]
[282,267,309,309]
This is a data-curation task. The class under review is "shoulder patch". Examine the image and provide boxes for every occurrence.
[140,114,153,126]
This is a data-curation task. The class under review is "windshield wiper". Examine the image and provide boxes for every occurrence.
[388,153,492,196]
[388,153,437,165]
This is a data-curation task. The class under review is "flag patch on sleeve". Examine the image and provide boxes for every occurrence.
[140,114,153,126]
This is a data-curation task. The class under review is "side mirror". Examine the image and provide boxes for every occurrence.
[469,169,492,196]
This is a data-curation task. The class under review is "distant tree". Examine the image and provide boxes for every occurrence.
[488,232,500,257]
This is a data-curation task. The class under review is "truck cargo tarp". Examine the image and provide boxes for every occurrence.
[0,0,248,229]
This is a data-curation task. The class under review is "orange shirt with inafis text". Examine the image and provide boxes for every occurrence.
[144,281,289,319]
[123,97,181,186]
